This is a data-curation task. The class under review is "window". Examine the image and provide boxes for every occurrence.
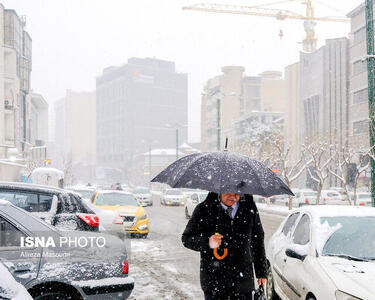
[0,216,26,247]
[282,213,300,236]
[293,214,310,245]
[353,88,368,104]
[353,119,369,135]
[353,26,366,45]
[0,192,53,212]
[353,60,367,76]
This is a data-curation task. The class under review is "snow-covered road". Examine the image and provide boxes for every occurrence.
[128,197,285,300]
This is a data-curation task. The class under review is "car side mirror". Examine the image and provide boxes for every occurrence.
[285,248,306,261]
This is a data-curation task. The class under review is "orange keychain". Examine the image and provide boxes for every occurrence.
[213,232,228,260]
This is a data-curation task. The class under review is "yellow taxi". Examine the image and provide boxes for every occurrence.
[92,190,149,238]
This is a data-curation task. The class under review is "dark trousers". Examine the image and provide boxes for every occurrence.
[203,278,254,300]
[204,289,253,300]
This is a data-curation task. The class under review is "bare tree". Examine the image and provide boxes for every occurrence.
[328,144,354,205]
[305,137,333,204]
[272,137,312,210]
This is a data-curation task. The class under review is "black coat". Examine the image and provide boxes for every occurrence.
[181,192,267,293]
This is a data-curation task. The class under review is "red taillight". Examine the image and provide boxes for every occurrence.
[113,214,123,224]
[77,213,99,227]
[305,198,309,203]
[122,260,129,274]
[360,202,365,206]
[324,197,329,202]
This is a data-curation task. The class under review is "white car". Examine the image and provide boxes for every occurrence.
[293,189,317,207]
[184,191,208,219]
[321,190,344,205]
[0,262,33,300]
[349,192,372,207]
[133,187,153,206]
[266,205,375,300]
[161,189,186,206]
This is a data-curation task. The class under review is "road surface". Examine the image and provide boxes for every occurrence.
[128,196,285,300]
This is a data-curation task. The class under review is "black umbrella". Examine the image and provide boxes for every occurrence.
[151,150,293,197]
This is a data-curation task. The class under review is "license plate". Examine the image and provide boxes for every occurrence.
[123,222,134,228]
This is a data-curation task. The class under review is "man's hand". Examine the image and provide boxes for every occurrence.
[257,278,267,287]
[209,234,223,249]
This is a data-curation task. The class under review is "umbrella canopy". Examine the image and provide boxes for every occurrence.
[151,151,294,197]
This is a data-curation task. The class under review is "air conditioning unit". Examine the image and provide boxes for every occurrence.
[5,100,13,109]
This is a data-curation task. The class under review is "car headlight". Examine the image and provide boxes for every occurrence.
[335,291,362,300]
[139,213,147,220]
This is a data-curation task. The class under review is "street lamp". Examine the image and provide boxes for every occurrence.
[202,91,236,151]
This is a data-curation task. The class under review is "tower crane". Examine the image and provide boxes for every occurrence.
[182,0,349,52]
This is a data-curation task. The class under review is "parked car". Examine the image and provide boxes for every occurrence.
[161,189,185,206]
[0,182,99,232]
[293,189,317,206]
[0,199,134,299]
[132,187,153,206]
[184,191,208,219]
[349,192,373,206]
[92,190,149,238]
[0,261,33,300]
[266,205,375,300]
[321,190,344,205]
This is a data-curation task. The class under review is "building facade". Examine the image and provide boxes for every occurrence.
[96,57,188,181]
[300,37,349,147]
[347,3,371,151]
[201,66,286,152]
[0,4,32,159]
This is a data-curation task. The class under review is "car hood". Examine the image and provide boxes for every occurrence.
[96,205,145,218]
[135,193,151,198]
[319,256,375,299]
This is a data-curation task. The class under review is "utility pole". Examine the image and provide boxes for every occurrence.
[365,0,375,207]
[176,128,179,160]
[149,144,152,189]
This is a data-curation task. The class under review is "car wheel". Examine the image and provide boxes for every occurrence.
[141,233,148,239]
[185,207,190,219]
[266,266,280,300]
[34,293,71,300]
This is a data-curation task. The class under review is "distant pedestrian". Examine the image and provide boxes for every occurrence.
[182,192,267,300]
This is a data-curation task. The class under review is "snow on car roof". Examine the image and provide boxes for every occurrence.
[0,181,66,193]
[295,205,375,218]
[0,199,11,206]
[97,190,133,195]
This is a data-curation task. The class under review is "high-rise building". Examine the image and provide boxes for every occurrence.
[54,90,96,183]
[96,57,188,180]
[300,37,349,148]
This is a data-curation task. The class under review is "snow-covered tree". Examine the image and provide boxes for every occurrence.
[271,136,312,210]
[305,137,333,204]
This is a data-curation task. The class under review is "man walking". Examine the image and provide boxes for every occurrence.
[182,192,267,299]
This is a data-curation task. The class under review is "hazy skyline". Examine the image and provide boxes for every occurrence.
[1,0,363,143]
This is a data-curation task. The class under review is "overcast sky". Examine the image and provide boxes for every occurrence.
[1,0,364,143]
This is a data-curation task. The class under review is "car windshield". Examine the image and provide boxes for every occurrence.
[96,193,138,206]
[304,192,317,196]
[321,216,375,261]
[133,188,149,194]
[166,190,182,195]
[198,193,208,202]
